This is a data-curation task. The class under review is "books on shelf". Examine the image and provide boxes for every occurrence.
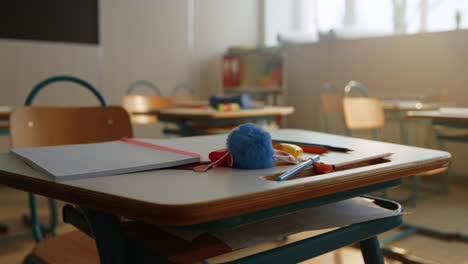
[10,138,201,181]
[222,47,282,90]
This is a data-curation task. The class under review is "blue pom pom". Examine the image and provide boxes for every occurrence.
[227,123,275,169]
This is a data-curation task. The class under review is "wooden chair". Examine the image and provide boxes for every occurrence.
[320,83,345,134]
[123,80,175,125]
[171,83,205,107]
[11,106,132,264]
[342,81,447,206]
[9,75,132,264]
[342,97,385,140]
[15,75,108,242]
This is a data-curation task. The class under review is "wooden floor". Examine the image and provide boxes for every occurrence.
[0,179,467,264]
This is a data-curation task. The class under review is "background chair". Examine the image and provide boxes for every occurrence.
[342,81,382,140]
[171,83,205,108]
[342,80,448,206]
[9,75,132,263]
[342,81,415,203]
[123,80,175,125]
[17,75,105,242]
[343,97,385,140]
[320,83,346,135]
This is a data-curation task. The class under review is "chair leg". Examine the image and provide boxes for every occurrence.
[359,236,384,264]
[26,194,58,241]
[22,253,46,264]
[47,198,58,236]
[28,193,43,242]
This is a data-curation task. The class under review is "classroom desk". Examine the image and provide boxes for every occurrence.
[407,108,468,143]
[0,129,451,263]
[156,106,295,136]
[407,108,468,123]
[377,108,468,246]
[381,100,439,145]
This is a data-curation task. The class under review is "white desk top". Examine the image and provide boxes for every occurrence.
[381,100,439,111]
[0,129,451,225]
[407,107,468,122]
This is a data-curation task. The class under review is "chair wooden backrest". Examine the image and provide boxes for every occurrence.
[10,106,132,148]
[342,97,385,130]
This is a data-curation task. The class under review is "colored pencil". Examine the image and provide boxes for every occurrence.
[277,155,320,181]
[272,139,352,152]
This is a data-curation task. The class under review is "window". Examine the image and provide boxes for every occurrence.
[264,0,468,46]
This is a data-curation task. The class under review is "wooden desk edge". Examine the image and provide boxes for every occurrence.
[0,157,449,227]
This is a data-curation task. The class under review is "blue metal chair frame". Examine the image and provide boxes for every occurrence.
[61,179,402,264]
[320,82,346,134]
[127,80,162,95]
[171,83,196,96]
[24,75,106,242]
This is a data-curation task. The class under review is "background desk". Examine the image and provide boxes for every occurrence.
[407,109,468,142]
[0,106,11,135]
[156,106,294,136]
[381,100,439,145]
[0,129,451,263]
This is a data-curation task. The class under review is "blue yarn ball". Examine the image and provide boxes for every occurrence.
[227,123,275,169]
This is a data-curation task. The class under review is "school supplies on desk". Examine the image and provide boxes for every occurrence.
[11,138,200,181]
[277,155,320,181]
[313,153,393,174]
[272,139,352,152]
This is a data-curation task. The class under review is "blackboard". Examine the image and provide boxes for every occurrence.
[0,0,99,44]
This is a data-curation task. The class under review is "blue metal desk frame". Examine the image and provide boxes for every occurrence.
[55,179,402,264]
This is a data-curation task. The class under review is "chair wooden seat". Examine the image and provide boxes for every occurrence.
[31,231,99,264]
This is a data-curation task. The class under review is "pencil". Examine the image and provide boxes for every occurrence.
[277,155,320,181]
[298,145,328,154]
[333,152,393,170]
[272,140,352,152]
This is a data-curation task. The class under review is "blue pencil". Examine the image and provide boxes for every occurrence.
[276,155,321,181]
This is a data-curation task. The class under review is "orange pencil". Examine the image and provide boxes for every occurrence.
[313,153,393,174]
[299,145,329,154]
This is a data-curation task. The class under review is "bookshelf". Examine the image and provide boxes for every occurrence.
[221,47,284,105]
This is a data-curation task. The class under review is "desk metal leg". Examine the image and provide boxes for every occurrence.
[82,208,130,264]
[81,208,173,264]
[360,236,384,264]
[0,223,7,234]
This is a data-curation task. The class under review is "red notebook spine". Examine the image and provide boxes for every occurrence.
[120,138,201,158]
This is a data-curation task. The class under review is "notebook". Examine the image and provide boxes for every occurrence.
[10,138,201,181]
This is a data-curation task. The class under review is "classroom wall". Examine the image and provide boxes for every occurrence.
[0,0,260,148]
[284,29,468,175]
